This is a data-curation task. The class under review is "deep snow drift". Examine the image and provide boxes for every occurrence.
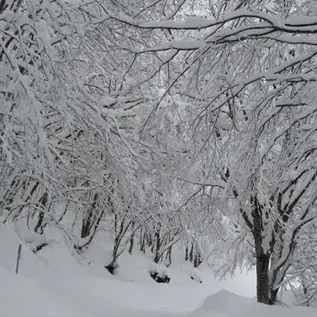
[0,224,315,317]
[188,290,317,317]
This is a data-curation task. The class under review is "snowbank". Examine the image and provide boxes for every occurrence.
[187,290,316,317]
[0,265,80,317]
[0,225,316,317]
[0,225,48,277]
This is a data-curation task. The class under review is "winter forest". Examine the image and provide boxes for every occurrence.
[2,0,317,313]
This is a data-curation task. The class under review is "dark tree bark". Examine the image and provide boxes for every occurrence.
[128,221,135,255]
[34,192,48,234]
[105,218,133,274]
[189,242,194,263]
[75,209,105,252]
[81,193,98,239]
[194,252,202,268]
[248,196,279,305]
[139,228,146,253]
[165,244,172,266]
[153,228,161,263]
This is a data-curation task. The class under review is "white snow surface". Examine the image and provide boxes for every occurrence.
[188,290,317,317]
[0,224,316,317]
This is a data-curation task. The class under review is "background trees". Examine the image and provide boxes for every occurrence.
[102,0,317,305]
[2,0,317,307]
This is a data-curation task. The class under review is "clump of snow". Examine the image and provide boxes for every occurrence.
[148,262,171,283]
[190,268,203,283]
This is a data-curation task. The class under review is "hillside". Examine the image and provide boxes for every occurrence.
[0,223,315,317]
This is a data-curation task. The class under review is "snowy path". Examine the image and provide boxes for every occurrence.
[35,276,202,317]
[2,267,186,317]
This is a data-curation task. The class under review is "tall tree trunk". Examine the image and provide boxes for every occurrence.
[34,191,48,234]
[189,242,194,262]
[128,221,135,255]
[153,227,161,263]
[194,251,202,268]
[147,232,152,247]
[251,195,278,305]
[150,233,155,252]
[81,193,98,238]
[75,209,105,252]
[165,245,172,266]
[255,252,270,304]
[106,218,132,274]
[139,227,145,253]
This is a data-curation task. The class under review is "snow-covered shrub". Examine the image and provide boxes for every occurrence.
[148,262,171,284]
[105,261,119,275]
[190,268,202,284]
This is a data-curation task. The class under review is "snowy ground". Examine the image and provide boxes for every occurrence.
[0,225,315,317]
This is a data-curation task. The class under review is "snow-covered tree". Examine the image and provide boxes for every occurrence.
[103,0,317,304]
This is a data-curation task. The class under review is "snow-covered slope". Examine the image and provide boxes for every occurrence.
[0,225,48,277]
[0,263,82,317]
[187,290,316,317]
[0,224,315,317]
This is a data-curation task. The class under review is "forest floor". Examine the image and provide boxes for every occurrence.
[0,224,315,317]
